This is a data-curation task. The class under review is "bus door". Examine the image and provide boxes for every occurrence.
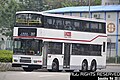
[63,43,71,68]
[42,42,48,68]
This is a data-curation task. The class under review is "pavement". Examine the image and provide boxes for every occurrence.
[0,63,120,71]
[106,63,120,66]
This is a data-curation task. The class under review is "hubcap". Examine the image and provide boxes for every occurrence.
[53,62,57,69]
[82,62,87,71]
[91,62,96,71]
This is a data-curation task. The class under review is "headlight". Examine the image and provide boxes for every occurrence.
[14,59,18,62]
[34,60,42,63]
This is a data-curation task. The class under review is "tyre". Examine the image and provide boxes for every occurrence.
[23,67,34,72]
[90,60,97,72]
[81,60,88,72]
[52,61,59,72]
[48,69,52,72]
[65,70,74,72]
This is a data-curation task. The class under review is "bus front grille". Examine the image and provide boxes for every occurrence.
[20,59,31,63]
[21,57,31,59]
[20,57,31,63]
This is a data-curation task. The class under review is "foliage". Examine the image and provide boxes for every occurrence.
[61,1,81,7]
[43,0,101,9]
[0,50,13,62]
[0,0,20,37]
[19,0,44,11]
[107,57,120,63]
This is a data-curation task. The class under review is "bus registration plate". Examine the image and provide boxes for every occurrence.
[22,65,28,68]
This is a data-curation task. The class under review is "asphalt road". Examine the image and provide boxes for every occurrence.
[0,65,120,80]
[97,65,120,72]
[0,71,70,80]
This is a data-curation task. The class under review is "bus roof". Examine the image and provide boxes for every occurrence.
[16,11,42,14]
[16,11,106,23]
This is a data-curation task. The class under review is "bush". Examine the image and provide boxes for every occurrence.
[107,57,120,63]
[0,50,13,62]
[106,57,116,63]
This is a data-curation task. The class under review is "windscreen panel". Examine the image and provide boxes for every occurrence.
[13,39,42,56]
[15,13,42,27]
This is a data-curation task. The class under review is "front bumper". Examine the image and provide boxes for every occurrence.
[12,63,42,69]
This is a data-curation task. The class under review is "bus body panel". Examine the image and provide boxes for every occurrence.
[70,55,106,70]
[39,28,106,44]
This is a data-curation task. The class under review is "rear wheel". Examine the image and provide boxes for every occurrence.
[48,69,52,72]
[23,67,34,72]
[90,60,97,72]
[81,60,88,72]
[65,70,74,72]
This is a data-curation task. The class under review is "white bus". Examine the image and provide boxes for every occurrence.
[12,11,107,72]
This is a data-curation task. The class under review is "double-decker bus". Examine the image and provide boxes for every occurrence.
[12,11,107,72]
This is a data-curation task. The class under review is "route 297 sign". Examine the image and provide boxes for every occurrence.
[107,23,115,33]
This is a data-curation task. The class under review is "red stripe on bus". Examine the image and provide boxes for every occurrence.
[13,35,107,42]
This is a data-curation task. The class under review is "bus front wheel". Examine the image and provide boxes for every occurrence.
[23,67,34,72]
[81,60,88,72]
[52,61,59,72]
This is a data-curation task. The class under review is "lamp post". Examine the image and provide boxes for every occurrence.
[89,0,91,18]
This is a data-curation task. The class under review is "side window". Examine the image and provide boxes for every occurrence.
[81,21,90,32]
[99,23,106,33]
[47,42,62,54]
[64,20,72,30]
[91,22,99,32]
[72,43,102,56]
[73,21,80,31]
[53,18,57,28]
[83,44,90,55]
[102,23,106,33]
[56,19,63,29]
[47,18,52,28]
[92,45,101,56]
[72,44,83,55]
[44,17,53,28]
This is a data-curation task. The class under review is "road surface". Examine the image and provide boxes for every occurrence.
[0,65,120,80]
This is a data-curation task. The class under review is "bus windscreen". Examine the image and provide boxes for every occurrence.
[15,13,42,27]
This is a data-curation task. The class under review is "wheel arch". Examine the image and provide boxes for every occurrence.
[81,59,88,71]
[90,59,97,71]
[52,58,59,68]
[52,58,60,71]
[53,58,59,63]
[91,59,97,66]
[82,59,88,65]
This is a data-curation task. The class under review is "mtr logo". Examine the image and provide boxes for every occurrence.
[107,23,115,33]
[64,32,71,38]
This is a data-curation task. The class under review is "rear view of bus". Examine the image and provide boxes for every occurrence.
[12,11,43,71]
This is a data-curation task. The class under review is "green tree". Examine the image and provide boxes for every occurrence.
[43,0,101,9]
[19,0,44,11]
[94,0,101,5]
[0,0,20,37]
[61,1,81,7]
